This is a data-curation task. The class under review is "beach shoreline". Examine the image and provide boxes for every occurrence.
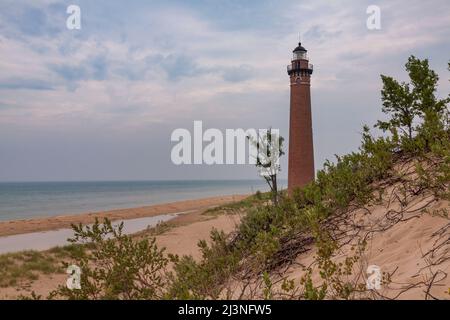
[0,194,248,237]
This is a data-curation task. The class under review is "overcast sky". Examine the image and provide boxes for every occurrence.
[0,0,449,181]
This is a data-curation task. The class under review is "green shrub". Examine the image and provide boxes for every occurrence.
[167,229,241,299]
[50,219,169,300]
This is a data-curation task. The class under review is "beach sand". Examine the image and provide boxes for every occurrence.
[0,194,247,237]
[0,196,244,299]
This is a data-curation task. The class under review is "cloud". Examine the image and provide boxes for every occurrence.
[48,54,109,90]
[303,25,341,44]
[0,3,62,38]
[19,7,48,36]
[221,65,254,82]
[154,54,205,81]
[0,77,55,91]
[1,0,450,180]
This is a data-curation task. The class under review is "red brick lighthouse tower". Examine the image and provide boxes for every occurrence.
[287,42,314,192]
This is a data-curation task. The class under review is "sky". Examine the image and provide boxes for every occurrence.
[0,0,449,182]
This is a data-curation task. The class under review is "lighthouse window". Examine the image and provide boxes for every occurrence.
[293,51,307,60]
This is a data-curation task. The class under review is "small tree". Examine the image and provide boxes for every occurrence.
[406,56,448,121]
[248,128,285,206]
[49,219,169,300]
[376,74,415,139]
[376,56,449,149]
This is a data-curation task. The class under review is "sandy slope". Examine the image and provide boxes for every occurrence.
[283,200,450,300]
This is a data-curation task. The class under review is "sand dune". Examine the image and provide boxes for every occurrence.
[283,199,450,300]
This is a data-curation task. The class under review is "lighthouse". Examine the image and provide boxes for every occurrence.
[287,42,315,193]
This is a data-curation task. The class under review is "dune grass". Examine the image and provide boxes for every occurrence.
[0,250,61,287]
[0,243,91,288]
[203,191,272,216]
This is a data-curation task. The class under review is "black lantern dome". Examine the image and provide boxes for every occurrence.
[293,42,307,53]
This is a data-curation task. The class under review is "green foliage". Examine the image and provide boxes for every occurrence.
[262,271,273,300]
[248,128,285,206]
[253,229,281,266]
[405,56,448,118]
[300,221,367,300]
[0,250,61,287]
[301,269,327,300]
[18,291,43,300]
[377,74,415,139]
[203,192,271,216]
[167,229,241,299]
[50,218,169,300]
[48,243,88,259]
[377,56,449,152]
[237,205,279,246]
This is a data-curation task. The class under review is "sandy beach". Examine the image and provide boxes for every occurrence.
[0,194,246,299]
[0,194,248,237]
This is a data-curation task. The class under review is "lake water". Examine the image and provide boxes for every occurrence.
[0,213,178,254]
[0,180,277,221]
